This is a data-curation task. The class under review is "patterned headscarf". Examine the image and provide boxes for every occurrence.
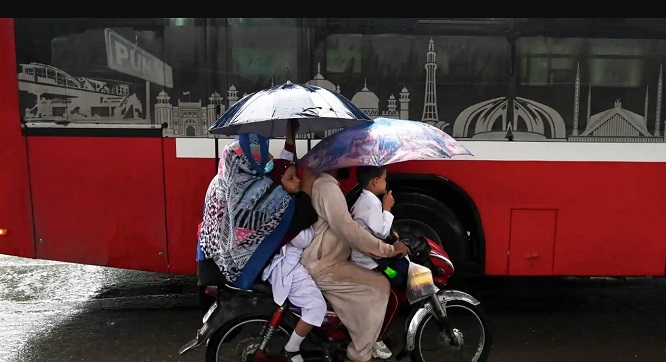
[198,133,295,289]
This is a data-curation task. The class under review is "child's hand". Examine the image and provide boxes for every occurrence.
[382,190,395,211]
[392,241,409,258]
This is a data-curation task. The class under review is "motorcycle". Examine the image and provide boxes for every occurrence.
[179,234,492,362]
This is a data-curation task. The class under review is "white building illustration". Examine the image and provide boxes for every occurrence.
[450,59,666,143]
[22,37,663,143]
[157,86,239,137]
[17,63,147,124]
[302,62,412,137]
[306,63,339,93]
[350,79,410,121]
[452,97,567,141]
[153,62,416,139]
[305,63,411,121]
[568,64,663,143]
[427,38,568,138]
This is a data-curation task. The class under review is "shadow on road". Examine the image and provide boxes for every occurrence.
[12,275,666,362]
[467,276,666,313]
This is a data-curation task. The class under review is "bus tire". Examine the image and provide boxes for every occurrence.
[391,192,470,280]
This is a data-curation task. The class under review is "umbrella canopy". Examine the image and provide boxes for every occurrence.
[209,81,372,138]
[299,117,472,173]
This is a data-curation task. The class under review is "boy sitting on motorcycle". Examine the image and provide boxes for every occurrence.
[261,137,326,362]
[349,165,410,360]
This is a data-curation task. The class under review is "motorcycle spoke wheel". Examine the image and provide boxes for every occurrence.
[211,319,291,362]
[414,300,490,362]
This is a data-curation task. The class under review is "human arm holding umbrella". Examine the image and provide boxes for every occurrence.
[276,119,299,163]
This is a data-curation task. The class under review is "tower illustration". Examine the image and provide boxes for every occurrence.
[655,64,662,137]
[399,87,410,119]
[422,38,439,122]
[572,63,580,136]
[228,85,239,108]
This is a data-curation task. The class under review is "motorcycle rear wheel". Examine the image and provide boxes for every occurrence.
[205,314,292,362]
[412,299,492,362]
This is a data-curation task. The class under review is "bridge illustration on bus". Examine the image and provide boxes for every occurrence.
[18,63,146,124]
[15,37,666,144]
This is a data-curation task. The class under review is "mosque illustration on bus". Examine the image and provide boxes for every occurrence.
[15,38,665,144]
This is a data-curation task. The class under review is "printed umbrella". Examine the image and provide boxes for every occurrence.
[299,117,472,173]
[209,81,372,138]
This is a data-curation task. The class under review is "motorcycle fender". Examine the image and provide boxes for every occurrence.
[179,307,227,354]
[179,298,250,355]
[403,290,481,352]
[437,289,481,306]
[403,303,432,352]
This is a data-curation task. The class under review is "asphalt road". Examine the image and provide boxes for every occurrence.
[1,254,665,362]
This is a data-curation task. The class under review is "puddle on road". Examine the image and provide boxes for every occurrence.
[0,254,194,362]
[0,255,116,361]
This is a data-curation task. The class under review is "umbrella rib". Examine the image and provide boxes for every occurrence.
[233,91,264,120]
[270,89,281,125]
[213,83,372,137]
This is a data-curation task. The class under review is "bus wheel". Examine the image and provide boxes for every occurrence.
[391,192,470,280]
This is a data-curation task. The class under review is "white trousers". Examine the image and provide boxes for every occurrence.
[288,265,327,327]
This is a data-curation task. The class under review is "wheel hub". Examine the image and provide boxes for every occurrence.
[235,337,262,362]
[441,328,464,352]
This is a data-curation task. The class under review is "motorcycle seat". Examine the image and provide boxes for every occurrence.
[224,280,273,295]
[249,280,273,294]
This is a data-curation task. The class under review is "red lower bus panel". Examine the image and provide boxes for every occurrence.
[162,138,216,274]
[26,136,168,272]
[0,18,34,258]
[397,160,666,276]
[508,209,558,276]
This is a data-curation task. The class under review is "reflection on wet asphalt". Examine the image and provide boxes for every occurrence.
[1,253,665,362]
[0,254,203,362]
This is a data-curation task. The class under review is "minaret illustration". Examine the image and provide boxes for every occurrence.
[572,63,580,136]
[422,38,439,122]
[655,64,662,137]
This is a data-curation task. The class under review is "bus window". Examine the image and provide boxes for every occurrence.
[324,34,362,74]
[518,37,654,88]
[517,37,581,86]
[587,38,649,88]
[309,23,510,128]
[227,18,301,88]
[163,18,222,136]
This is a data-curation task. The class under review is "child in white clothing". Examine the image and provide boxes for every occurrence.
[261,144,326,362]
[349,165,396,360]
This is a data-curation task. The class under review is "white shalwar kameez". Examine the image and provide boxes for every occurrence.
[262,227,327,327]
[350,190,395,270]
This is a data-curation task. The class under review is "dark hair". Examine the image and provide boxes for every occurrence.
[329,167,351,179]
[356,166,386,188]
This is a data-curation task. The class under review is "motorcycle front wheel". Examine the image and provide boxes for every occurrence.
[205,315,292,362]
[412,299,492,362]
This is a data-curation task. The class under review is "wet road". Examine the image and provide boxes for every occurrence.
[1,253,665,362]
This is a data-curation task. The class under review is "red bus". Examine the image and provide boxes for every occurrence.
[1,18,665,279]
